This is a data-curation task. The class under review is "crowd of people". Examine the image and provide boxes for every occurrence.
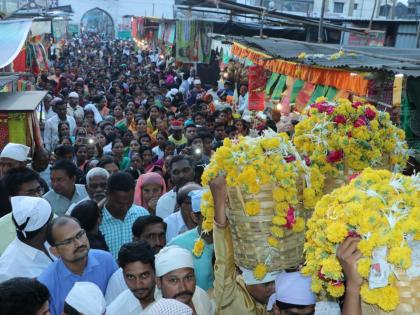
[0,35,363,315]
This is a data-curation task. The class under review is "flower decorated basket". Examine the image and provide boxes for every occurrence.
[293,98,409,193]
[198,131,324,279]
[302,168,420,312]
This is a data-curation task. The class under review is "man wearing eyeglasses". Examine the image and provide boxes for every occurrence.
[38,216,118,315]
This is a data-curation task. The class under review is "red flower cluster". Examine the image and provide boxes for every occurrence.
[326,150,344,163]
[284,206,296,229]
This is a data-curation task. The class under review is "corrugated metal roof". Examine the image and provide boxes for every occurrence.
[230,36,420,77]
[0,75,18,88]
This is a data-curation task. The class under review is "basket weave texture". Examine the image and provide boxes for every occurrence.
[362,271,420,315]
[226,184,307,271]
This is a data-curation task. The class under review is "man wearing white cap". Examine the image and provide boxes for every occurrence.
[169,189,214,291]
[143,298,193,315]
[269,272,316,315]
[0,143,30,177]
[154,245,214,315]
[63,282,106,315]
[209,176,277,314]
[0,196,54,282]
[67,91,84,123]
[186,78,206,106]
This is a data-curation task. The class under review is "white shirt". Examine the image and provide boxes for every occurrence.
[164,211,188,243]
[107,288,163,315]
[238,93,249,113]
[206,88,220,102]
[152,146,164,160]
[105,268,126,304]
[0,239,54,282]
[43,115,76,152]
[156,189,177,219]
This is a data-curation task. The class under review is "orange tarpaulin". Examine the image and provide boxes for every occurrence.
[231,43,369,96]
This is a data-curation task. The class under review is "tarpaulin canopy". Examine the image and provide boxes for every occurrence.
[0,19,32,69]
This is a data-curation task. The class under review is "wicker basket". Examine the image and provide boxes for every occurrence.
[225,184,307,271]
[362,270,420,315]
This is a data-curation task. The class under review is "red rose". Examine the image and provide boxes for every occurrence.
[352,101,363,108]
[284,155,296,163]
[365,107,376,120]
[353,116,367,128]
[333,115,346,124]
[326,150,344,163]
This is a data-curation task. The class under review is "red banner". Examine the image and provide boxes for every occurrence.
[248,66,266,111]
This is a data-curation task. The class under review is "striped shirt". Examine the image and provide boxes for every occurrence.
[100,205,149,258]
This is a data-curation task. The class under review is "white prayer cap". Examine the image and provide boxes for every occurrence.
[193,79,201,85]
[11,196,52,237]
[188,189,203,213]
[274,272,316,306]
[240,267,280,286]
[155,246,194,277]
[170,88,179,95]
[69,91,79,98]
[0,143,30,162]
[65,282,106,315]
[143,298,192,315]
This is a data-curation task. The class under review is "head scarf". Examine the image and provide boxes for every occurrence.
[84,103,103,124]
[155,245,194,277]
[134,172,166,207]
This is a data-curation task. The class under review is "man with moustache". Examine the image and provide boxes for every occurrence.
[38,216,118,315]
[153,245,214,315]
[107,241,159,315]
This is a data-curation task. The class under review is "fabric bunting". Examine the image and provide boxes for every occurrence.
[295,82,316,112]
[231,43,369,96]
[271,75,287,100]
[265,73,280,96]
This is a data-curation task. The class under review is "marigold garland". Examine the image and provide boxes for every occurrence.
[196,130,324,279]
[293,98,409,188]
[302,168,420,311]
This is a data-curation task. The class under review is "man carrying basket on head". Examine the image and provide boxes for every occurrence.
[210,176,278,315]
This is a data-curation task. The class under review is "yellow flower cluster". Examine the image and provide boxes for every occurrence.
[198,130,324,278]
[293,98,409,184]
[302,168,420,311]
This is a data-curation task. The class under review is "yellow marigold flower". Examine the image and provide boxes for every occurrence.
[267,236,279,247]
[326,282,345,297]
[376,286,400,312]
[321,257,342,279]
[311,277,323,293]
[244,200,260,216]
[388,246,412,269]
[271,226,284,238]
[272,187,287,202]
[253,263,267,280]
[192,238,205,257]
[292,217,305,232]
[202,219,213,233]
[357,257,371,278]
[303,188,316,208]
[325,222,348,243]
[272,215,287,226]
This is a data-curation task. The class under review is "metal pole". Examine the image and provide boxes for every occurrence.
[416,21,420,48]
[259,0,264,37]
[368,0,378,31]
[318,0,327,43]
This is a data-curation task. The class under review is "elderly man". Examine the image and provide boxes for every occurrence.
[0,143,30,177]
[100,172,149,258]
[66,167,109,214]
[154,245,213,315]
[164,182,202,242]
[38,216,118,315]
[107,241,158,314]
[210,176,278,314]
[43,159,88,215]
[0,196,54,282]
[44,99,76,152]
[67,91,84,123]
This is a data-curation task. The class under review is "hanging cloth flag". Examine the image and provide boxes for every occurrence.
[8,112,27,145]
[295,82,316,112]
[265,73,280,96]
[271,75,287,101]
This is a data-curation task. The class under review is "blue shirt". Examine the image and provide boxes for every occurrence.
[38,249,118,315]
[169,228,214,291]
[100,204,149,258]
